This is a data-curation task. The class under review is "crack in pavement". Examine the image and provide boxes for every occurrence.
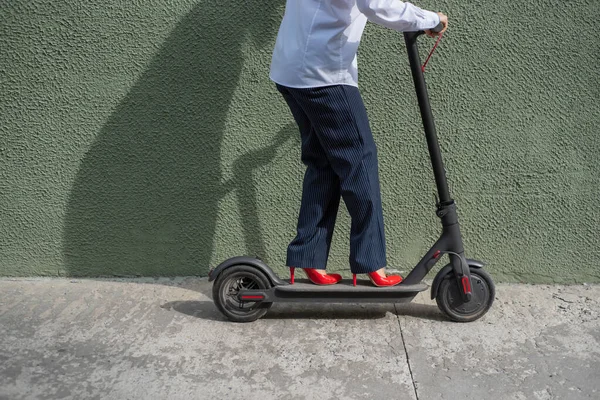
[394,303,420,400]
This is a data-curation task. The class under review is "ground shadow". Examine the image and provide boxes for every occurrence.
[394,302,447,321]
[160,300,226,322]
[63,2,287,277]
[264,303,393,320]
[161,296,447,321]
[161,299,394,320]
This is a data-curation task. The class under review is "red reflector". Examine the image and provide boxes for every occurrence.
[461,276,471,294]
[433,250,441,259]
[241,295,264,300]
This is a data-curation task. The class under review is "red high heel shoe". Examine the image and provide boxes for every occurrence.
[289,267,342,285]
[352,270,402,287]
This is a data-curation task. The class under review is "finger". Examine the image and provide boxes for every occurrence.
[441,21,448,33]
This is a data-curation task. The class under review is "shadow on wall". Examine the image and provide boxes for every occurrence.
[63,2,291,277]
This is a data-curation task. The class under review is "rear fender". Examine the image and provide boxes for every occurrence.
[208,256,287,286]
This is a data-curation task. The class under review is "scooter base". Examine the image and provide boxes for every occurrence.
[239,279,428,304]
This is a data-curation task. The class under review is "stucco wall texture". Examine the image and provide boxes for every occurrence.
[1,1,599,282]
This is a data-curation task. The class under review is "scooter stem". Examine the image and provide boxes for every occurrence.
[403,29,452,205]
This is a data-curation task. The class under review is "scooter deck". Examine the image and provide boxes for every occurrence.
[240,279,429,304]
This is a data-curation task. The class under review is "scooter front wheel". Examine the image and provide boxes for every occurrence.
[212,265,272,322]
[436,267,495,322]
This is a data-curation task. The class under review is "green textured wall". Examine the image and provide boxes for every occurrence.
[1,1,599,283]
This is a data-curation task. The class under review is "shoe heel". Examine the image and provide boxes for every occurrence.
[353,274,357,287]
[290,267,295,284]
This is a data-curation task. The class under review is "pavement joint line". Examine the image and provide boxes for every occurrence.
[394,303,419,400]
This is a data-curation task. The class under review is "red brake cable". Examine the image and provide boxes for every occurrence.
[421,33,443,73]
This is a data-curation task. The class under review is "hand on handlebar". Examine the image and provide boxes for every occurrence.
[425,13,448,38]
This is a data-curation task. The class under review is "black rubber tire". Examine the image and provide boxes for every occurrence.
[436,268,495,322]
[212,265,272,322]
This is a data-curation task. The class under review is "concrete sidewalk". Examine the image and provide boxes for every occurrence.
[0,278,598,400]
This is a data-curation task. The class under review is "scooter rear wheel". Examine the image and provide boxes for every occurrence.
[435,268,495,322]
[212,265,272,322]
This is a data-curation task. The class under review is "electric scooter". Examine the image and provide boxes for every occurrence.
[208,24,495,323]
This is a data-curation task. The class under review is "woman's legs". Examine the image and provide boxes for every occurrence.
[278,85,341,270]
[278,84,387,274]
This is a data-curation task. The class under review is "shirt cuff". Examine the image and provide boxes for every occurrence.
[422,10,441,30]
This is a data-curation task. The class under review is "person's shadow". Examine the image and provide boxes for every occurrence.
[62,1,293,277]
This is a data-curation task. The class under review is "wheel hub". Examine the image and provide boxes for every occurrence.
[446,273,490,315]
[222,274,262,311]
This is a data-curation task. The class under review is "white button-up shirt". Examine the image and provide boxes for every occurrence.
[270,0,440,88]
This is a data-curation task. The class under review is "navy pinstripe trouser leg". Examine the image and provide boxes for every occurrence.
[277,83,387,274]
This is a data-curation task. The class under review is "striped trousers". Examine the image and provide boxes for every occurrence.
[277,83,387,274]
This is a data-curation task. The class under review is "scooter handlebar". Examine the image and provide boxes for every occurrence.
[410,22,444,38]
[431,22,444,33]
